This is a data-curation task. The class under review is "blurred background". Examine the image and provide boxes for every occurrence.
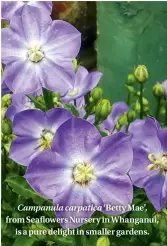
[51,1,167,109]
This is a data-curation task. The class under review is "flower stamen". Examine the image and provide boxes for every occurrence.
[147,152,167,175]
[73,162,96,187]
[28,44,44,63]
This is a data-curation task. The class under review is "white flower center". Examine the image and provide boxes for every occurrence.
[73,162,96,187]
[68,88,78,97]
[28,44,44,63]
[147,152,167,175]
[24,102,35,109]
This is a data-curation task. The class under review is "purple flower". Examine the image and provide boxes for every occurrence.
[61,66,102,103]
[25,117,133,229]
[100,102,129,134]
[162,80,167,98]
[1,1,53,21]
[10,108,73,166]
[1,77,10,97]
[129,117,167,211]
[2,5,81,94]
[5,93,39,121]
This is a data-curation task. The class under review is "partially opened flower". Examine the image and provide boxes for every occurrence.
[10,108,73,166]
[61,66,102,103]
[6,92,41,121]
[25,117,133,229]
[1,1,53,21]
[2,5,81,94]
[162,80,167,98]
[129,117,167,211]
[100,102,129,134]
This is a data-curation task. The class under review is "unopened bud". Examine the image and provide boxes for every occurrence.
[89,97,94,104]
[95,99,111,122]
[2,120,12,135]
[134,65,149,83]
[91,87,103,102]
[127,110,136,123]
[142,97,149,106]
[117,113,128,127]
[72,59,78,72]
[126,73,136,85]
[2,94,11,107]
[153,83,165,98]
[96,236,110,246]
[134,100,141,113]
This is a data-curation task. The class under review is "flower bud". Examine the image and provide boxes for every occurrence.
[127,110,136,123]
[142,97,149,106]
[152,83,165,98]
[72,58,78,72]
[126,73,136,85]
[89,96,95,104]
[117,113,128,127]
[134,65,149,83]
[1,107,7,119]
[2,94,11,107]
[96,236,110,246]
[90,87,103,102]
[134,100,141,113]
[95,99,111,122]
[160,106,166,117]
[2,120,12,135]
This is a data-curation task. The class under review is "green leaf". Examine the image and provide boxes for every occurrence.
[5,176,45,205]
[13,236,36,246]
[64,104,80,116]
[97,2,167,111]
[125,85,136,93]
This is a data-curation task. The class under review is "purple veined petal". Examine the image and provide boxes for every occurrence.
[25,150,72,198]
[100,102,129,132]
[129,117,162,154]
[53,184,102,229]
[4,60,41,94]
[1,1,23,20]
[27,1,53,15]
[1,27,27,64]
[74,68,102,97]
[144,172,167,211]
[129,148,159,188]
[12,109,46,138]
[162,80,167,98]
[1,77,11,96]
[45,107,73,133]
[10,5,52,45]
[42,20,81,61]
[51,118,101,165]
[158,128,167,153]
[39,59,73,95]
[92,132,133,175]
[90,173,133,216]
[10,136,41,166]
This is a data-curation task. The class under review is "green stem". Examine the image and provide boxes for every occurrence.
[155,98,161,121]
[26,95,45,111]
[127,92,131,105]
[42,88,54,110]
[139,83,143,119]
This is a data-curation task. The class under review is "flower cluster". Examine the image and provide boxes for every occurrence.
[1,1,167,232]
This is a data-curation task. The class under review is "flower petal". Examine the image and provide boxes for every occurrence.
[129,117,162,154]
[10,137,41,166]
[42,20,81,61]
[13,109,46,138]
[144,173,167,211]
[1,1,23,20]
[53,185,101,229]
[129,148,157,188]
[25,150,71,198]
[39,59,73,95]
[51,118,101,165]
[4,60,41,94]
[158,128,167,153]
[90,174,133,215]
[92,132,133,175]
